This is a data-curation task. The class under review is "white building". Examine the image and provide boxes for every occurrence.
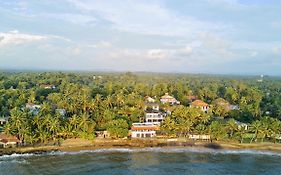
[188,134,211,141]
[145,112,165,125]
[236,121,249,130]
[145,102,160,111]
[229,105,240,110]
[25,103,41,115]
[26,103,41,110]
[131,123,158,138]
[160,93,180,105]
[0,117,8,126]
[56,109,67,116]
[40,84,56,89]
[145,96,156,103]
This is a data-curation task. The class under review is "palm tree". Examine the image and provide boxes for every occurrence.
[28,91,36,103]
[226,119,238,139]
[161,117,176,136]
[3,122,13,135]
[79,113,90,132]
[10,108,25,131]
[259,117,275,142]
[235,127,247,143]
[69,114,79,135]
[250,120,263,143]
[32,115,43,130]
[177,120,193,137]
[115,93,125,108]
[199,113,211,124]
[48,117,61,140]
[81,87,91,112]
[37,130,49,143]
[24,133,38,145]
[208,121,227,141]
[270,119,281,143]
[61,122,74,139]
[195,124,206,135]
[40,102,52,115]
[43,114,52,129]
[9,108,28,141]
[18,125,30,143]
[94,94,103,107]
[104,96,114,109]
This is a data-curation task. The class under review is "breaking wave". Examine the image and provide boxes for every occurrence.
[1,147,281,159]
[0,153,35,159]
[55,147,281,156]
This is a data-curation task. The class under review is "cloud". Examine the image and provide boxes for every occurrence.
[272,45,281,55]
[64,41,113,55]
[0,0,280,75]
[206,0,246,10]
[38,13,98,26]
[92,41,112,48]
[94,47,185,72]
[106,49,142,59]
[147,49,167,59]
[102,44,194,63]
[67,0,230,37]
[0,30,47,47]
[271,21,281,29]
[199,32,235,58]
[250,51,258,57]
[176,46,193,57]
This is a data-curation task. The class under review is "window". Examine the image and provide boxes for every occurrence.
[145,134,151,137]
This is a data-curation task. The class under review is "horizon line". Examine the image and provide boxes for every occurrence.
[0,68,279,77]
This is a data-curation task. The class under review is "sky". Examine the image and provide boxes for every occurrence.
[0,0,281,75]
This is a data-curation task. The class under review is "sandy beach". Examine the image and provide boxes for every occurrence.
[2,138,281,156]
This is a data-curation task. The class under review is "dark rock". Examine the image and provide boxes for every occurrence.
[204,143,222,149]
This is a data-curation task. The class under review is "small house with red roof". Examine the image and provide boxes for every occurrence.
[131,123,159,138]
[0,134,20,148]
[191,100,209,112]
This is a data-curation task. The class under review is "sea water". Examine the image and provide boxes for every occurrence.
[0,148,281,175]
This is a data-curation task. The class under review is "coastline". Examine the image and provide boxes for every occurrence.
[2,138,281,156]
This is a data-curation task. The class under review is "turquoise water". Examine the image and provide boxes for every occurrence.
[1,148,281,175]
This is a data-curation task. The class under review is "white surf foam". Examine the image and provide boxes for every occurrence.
[42,147,281,157]
[1,147,281,158]
[0,153,35,159]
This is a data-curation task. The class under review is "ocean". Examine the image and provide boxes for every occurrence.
[1,148,281,175]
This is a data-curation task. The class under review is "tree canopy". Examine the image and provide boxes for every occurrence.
[0,71,280,144]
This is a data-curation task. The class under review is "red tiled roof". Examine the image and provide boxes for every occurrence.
[0,134,20,143]
[192,100,209,107]
[161,95,174,99]
[161,93,175,99]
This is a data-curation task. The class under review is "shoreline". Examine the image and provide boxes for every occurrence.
[2,138,281,156]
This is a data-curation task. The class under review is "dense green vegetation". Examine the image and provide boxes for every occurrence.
[0,71,281,144]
